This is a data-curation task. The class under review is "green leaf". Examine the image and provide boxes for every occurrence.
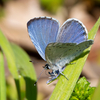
[0,30,18,79]
[40,0,63,14]
[50,17,100,100]
[91,81,100,100]
[0,51,6,100]
[0,30,37,100]
[0,30,20,99]
[10,43,37,100]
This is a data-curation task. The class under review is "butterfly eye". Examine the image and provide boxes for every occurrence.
[43,64,50,69]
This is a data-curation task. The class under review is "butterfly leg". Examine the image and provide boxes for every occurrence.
[47,69,69,84]
[59,66,69,80]
[48,71,56,77]
[47,73,60,84]
[60,72,69,80]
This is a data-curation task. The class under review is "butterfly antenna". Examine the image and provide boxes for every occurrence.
[34,68,45,86]
[60,72,69,80]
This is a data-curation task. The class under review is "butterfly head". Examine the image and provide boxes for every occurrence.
[43,64,50,69]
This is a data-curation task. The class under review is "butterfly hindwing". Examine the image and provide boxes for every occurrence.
[45,40,93,67]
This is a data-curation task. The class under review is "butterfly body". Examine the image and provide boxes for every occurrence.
[27,17,93,83]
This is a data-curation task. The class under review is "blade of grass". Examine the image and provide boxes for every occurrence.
[10,43,37,100]
[0,51,6,100]
[0,30,20,99]
[0,30,18,79]
[91,81,100,100]
[50,17,100,100]
[0,30,37,100]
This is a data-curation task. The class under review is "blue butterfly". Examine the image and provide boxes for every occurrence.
[27,16,93,84]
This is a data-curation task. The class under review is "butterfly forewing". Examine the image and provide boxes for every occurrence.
[27,17,60,60]
[45,40,93,67]
[56,18,87,44]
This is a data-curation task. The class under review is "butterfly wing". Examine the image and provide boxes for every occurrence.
[27,17,60,60]
[45,40,93,67]
[56,18,88,44]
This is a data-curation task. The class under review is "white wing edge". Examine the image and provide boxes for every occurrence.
[27,16,60,27]
[57,18,88,39]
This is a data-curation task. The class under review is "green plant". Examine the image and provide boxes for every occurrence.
[0,31,37,100]
[70,77,96,100]
[0,17,100,100]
